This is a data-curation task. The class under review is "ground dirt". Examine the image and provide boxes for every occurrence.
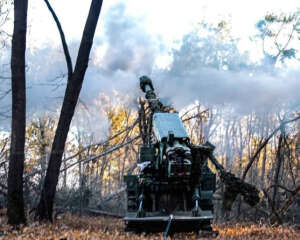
[0,212,300,239]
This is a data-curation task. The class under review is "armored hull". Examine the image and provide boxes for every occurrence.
[124,176,215,233]
[123,76,260,235]
[124,213,212,233]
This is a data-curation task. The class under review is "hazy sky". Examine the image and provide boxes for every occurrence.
[27,0,298,49]
[1,0,299,130]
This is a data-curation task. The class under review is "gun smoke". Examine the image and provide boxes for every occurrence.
[0,3,299,131]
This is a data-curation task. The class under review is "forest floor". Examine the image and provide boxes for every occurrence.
[0,212,300,240]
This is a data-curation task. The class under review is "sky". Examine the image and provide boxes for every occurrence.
[27,0,298,46]
[0,0,300,132]
[24,0,299,73]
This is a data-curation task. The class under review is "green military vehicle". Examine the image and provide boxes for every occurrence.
[124,76,260,236]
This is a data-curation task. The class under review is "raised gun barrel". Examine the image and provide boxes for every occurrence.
[140,75,154,93]
[139,76,163,113]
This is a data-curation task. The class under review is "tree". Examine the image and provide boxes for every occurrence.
[7,0,28,225]
[170,23,251,75]
[255,11,300,66]
[0,0,13,119]
[0,0,12,48]
[25,116,56,181]
[36,0,103,221]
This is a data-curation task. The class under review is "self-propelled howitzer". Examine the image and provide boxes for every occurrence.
[124,76,260,234]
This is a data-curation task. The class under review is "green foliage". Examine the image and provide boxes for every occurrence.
[281,48,296,62]
[255,10,300,65]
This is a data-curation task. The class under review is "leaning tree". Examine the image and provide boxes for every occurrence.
[36,0,104,221]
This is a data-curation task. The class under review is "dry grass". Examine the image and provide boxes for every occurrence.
[0,212,300,239]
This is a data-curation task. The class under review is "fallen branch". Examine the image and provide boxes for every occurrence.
[59,136,140,173]
[83,208,124,218]
[54,207,124,218]
[59,119,138,164]
[24,135,141,178]
[23,119,139,180]
[101,186,126,203]
[182,109,209,122]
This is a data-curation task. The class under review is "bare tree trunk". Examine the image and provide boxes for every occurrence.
[261,146,267,186]
[120,146,128,187]
[63,154,67,189]
[272,127,285,208]
[237,122,243,219]
[7,0,28,226]
[242,114,300,181]
[107,162,112,195]
[98,145,108,200]
[36,0,103,221]
[38,118,47,182]
[224,120,230,169]
[79,157,82,216]
[295,121,300,179]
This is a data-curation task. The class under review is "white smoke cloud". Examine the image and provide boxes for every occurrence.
[150,26,300,115]
[0,3,160,132]
[154,67,300,114]
[1,2,299,131]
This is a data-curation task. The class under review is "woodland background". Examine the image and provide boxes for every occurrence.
[0,0,300,238]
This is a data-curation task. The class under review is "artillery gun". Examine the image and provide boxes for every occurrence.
[124,76,260,235]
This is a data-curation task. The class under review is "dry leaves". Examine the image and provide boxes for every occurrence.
[0,213,299,240]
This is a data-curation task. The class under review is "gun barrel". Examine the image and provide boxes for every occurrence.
[139,76,163,112]
[140,75,154,93]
